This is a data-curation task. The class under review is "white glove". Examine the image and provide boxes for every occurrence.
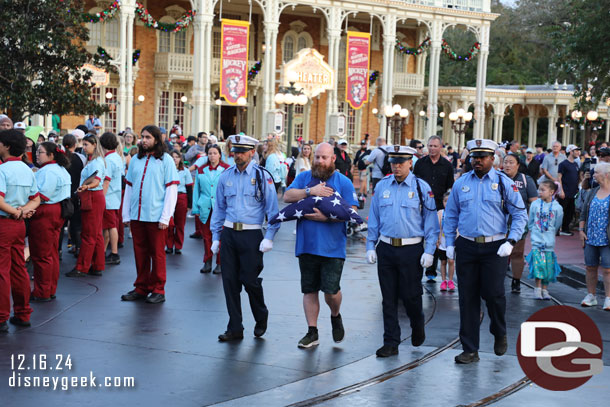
[211,240,220,255]
[366,250,377,264]
[259,238,273,253]
[446,246,455,260]
[496,241,514,257]
[420,253,434,268]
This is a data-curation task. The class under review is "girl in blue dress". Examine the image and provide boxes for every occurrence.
[526,180,564,300]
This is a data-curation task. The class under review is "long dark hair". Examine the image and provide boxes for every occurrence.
[40,142,70,169]
[138,125,165,159]
[170,150,184,171]
[62,134,76,161]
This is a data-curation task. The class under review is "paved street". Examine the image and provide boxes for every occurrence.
[1,215,609,406]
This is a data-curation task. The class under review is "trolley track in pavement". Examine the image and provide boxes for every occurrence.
[288,275,564,407]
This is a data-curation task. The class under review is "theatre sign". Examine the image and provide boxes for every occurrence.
[282,48,334,98]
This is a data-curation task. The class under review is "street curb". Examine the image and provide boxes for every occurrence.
[559,263,605,291]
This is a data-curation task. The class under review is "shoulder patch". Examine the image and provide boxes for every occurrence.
[428,191,434,198]
[512,184,519,192]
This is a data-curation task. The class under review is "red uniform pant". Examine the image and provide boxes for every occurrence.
[202,211,220,264]
[131,220,167,295]
[0,218,32,323]
[194,215,203,236]
[30,203,63,299]
[166,193,188,250]
[76,190,106,273]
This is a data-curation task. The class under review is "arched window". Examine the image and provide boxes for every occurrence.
[159,31,171,53]
[105,19,119,48]
[158,15,191,53]
[86,8,119,49]
[297,37,307,52]
[283,36,294,62]
[174,30,187,54]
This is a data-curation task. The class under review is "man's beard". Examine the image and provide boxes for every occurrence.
[139,143,154,154]
[312,161,335,181]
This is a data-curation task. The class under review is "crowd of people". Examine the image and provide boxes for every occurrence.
[0,112,608,365]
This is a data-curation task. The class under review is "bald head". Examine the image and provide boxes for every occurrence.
[316,142,334,156]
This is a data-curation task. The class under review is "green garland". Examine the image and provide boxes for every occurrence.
[82,0,120,23]
[248,61,262,82]
[369,70,380,86]
[395,37,481,62]
[83,1,196,33]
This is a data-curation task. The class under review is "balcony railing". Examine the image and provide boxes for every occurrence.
[154,53,263,86]
[399,0,489,12]
[393,73,425,94]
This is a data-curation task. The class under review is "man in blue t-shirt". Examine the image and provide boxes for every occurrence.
[284,142,358,349]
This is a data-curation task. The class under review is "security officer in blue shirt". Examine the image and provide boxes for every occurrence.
[211,135,280,342]
[367,145,440,357]
[444,139,527,364]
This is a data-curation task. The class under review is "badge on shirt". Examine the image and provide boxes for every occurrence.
[408,191,415,199]
[383,190,391,199]
[251,178,256,185]
[491,183,498,191]
[462,186,470,192]
[227,181,233,187]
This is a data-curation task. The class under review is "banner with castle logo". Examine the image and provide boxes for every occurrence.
[345,32,370,110]
[220,19,250,105]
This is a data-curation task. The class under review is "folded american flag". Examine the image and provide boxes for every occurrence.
[271,181,363,225]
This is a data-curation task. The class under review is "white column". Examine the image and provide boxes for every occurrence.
[528,108,538,148]
[606,114,610,142]
[201,15,213,133]
[124,1,136,129]
[473,25,490,138]
[379,15,397,141]
[191,15,204,134]
[426,20,442,141]
[44,114,53,134]
[325,7,342,136]
[546,104,558,149]
[117,5,128,132]
[493,114,503,143]
[262,1,280,136]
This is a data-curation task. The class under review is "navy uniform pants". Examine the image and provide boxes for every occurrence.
[377,241,425,347]
[455,237,507,353]
[220,228,268,333]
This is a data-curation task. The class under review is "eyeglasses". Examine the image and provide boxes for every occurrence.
[36,150,47,155]
[417,146,423,149]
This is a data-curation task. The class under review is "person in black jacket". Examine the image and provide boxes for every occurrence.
[60,134,85,257]
[413,135,455,282]
[524,148,541,183]
[335,139,353,181]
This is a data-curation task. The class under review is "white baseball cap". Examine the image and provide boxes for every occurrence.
[14,122,26,130]
[71,129,86,140]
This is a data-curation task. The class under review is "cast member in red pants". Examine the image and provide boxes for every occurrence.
[30,142,71,301]
[0,129,41,331]
[166,150,192,254]
[65,135,107,277]
[121,125,179,304]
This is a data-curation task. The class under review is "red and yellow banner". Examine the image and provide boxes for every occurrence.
[220,19,250,105]
[345,32,371,110]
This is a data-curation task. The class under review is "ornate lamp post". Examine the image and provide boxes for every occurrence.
[274,71,308,156]
[383,104,409,144]
[449,108,473,146]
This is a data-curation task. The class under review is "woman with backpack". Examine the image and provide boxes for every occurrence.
[502,153,538,293]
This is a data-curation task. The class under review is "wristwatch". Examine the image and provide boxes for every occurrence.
[305,187,311,197]
[507,239,517,246]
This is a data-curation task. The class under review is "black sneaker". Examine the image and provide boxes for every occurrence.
[376,344,399,357]
[213,264,222,274]
[190,233,202,239]
[121,290,147,301]
[331,314,345,343]
[65,269,86,278]
[455,351,479,364]
[511,278,521,293]
[165,248,173,254]
[298,328,319,348]
[200,260,212,273]
[0,321,8,333]
[9,316,31,327]
[105,253,120,265]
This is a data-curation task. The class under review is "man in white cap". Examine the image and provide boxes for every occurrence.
[210,134,280,342]
[13,122,26,134]
[334,139,353,181]
[366,145,439,357]
[443,139,527,364]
